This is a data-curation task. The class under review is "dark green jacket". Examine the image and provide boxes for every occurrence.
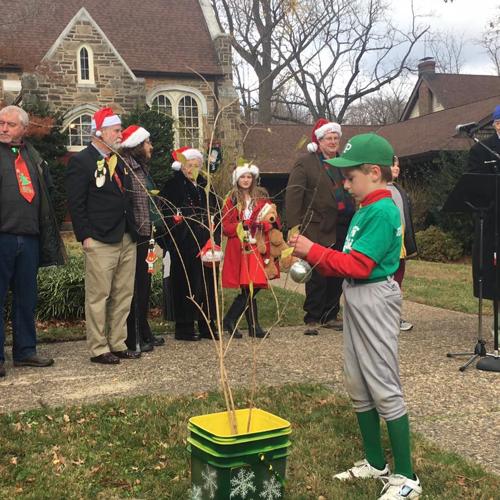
[14,142,66,267]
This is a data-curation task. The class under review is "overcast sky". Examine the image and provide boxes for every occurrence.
[392,0,499,74]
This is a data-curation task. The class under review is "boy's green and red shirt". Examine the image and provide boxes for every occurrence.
[306,190,402,281]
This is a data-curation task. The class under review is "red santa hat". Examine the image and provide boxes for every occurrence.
[120,125,150,149]
[307,118,342,153]
[197,239,224,266]
[232,163,259,186]
[171,146,203,170]
[91,107,121,137]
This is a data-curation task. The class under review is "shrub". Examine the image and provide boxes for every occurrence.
[415,226,463,262]
[36,256,163,321]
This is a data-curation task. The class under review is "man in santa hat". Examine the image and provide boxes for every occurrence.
[285,118,355,336]
[66,107,140,364]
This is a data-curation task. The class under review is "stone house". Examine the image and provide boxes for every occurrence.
[0,0,242,161]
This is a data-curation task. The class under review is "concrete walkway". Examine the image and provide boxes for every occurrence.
[1,298,499,476]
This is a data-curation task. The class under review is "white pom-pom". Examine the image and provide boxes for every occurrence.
[172,160,182,171]
[307,142,318,153]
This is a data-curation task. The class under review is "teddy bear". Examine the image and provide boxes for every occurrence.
[254,202,295,279]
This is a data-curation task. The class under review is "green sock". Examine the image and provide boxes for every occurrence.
[356,409,386,470]
[386,414,414,479]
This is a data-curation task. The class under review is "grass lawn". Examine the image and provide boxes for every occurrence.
[0,384,497,499]
[403,259,490,315]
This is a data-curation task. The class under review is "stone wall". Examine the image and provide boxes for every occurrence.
[22,19,145,115]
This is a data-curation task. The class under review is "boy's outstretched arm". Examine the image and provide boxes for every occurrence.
[289,235,376,279]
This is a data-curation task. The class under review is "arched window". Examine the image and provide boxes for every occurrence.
[77,45,95,85]
[67,113,93,149]
[178,96,200,147]
[151,94,172,116]
[148,87,206,149]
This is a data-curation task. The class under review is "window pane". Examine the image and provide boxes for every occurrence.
[80,47,89,81]
[67,113,92,147]
[178,95,200,147]
[152,94,172,116]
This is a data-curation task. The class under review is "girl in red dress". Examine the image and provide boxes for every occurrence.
[221,164,275,338]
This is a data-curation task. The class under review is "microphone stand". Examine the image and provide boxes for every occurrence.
[469,133,500,372]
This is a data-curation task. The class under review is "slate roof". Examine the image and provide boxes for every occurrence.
[0,0,223,76]
[246,96,500,174]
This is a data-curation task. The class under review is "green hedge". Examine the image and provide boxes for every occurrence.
[415,226,463,262]
[36,256,163,321]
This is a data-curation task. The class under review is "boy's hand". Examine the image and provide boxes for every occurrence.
[289,235,314,258]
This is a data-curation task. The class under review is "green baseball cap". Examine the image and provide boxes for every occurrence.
[325,133,394,168]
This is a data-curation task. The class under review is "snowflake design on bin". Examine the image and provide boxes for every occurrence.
[201,464,218,498]
[260,475,281,500]
[191,484,203,500]
[230,468,256,498]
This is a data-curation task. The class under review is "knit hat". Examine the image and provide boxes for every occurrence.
[120,125,150,149]
[232,163,259,186]
[91,107,121,137]
[171,146,203,170]
[493,105,500,122]
[307,118,342,153]
[326,133,394,168]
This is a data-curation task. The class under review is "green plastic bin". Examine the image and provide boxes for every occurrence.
[188,408,291,499]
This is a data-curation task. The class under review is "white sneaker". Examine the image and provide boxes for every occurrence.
[378,474,422,499]
[334,459,390,481]
[400,319,413,331]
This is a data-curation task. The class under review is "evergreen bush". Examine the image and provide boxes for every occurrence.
[36,256,163,321]
[415,226,463,262]
[23,100,69,227]
[121,106,175,188]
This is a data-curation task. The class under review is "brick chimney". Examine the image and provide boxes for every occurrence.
[418,57,436,76]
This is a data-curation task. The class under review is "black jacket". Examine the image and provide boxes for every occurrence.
[66,144,137,243]
[0,141,66,267]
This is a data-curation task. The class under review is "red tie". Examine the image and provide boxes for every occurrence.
[13,147,35,203]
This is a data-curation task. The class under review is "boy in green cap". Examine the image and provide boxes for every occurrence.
[290,133,421,500]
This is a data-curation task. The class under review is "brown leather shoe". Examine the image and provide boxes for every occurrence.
[111,349,141,359]
[321,318,343,331]
[90,352,120,365]
[304,322,320,336]
[0,362,5,377]
[13,355,55,367]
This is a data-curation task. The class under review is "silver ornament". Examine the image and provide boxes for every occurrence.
[289,259,312,283]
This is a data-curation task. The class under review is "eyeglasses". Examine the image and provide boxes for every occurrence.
[0,120,21,128]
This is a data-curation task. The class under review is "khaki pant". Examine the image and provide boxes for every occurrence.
[83,233,136,357]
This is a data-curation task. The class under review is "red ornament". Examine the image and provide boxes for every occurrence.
[173,210,183,224]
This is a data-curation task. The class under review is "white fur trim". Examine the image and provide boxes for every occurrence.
[91,115,121,133]
[314,122,342,139]
[307,142,318,153]
[232,163,259,186]
[121,127,150,149]
[172,160,182,171]
[182,148,203,162]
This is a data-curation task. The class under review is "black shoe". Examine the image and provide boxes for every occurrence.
[0,362,5,377]
[175,333,201,341]
[152,336,165,347]
[140,342,154,353]
[111,349,141,359]
[245,300,267,338]
[13,355,55,367]
[223,319,243,339]
[199,321,220,340]
[90,352,120,365]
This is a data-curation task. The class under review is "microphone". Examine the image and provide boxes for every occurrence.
[455,122,477,135]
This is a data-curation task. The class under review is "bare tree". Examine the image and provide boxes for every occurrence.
[284,0,429,123]
[211,0,337,123]
[427,31,466,74]
[343,79,412,125]
[480,7,500,75]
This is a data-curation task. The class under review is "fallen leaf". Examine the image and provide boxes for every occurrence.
[63,414,70,423]
[10,457,18,465]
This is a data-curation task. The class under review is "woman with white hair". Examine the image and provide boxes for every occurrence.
[159,147,220,341]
